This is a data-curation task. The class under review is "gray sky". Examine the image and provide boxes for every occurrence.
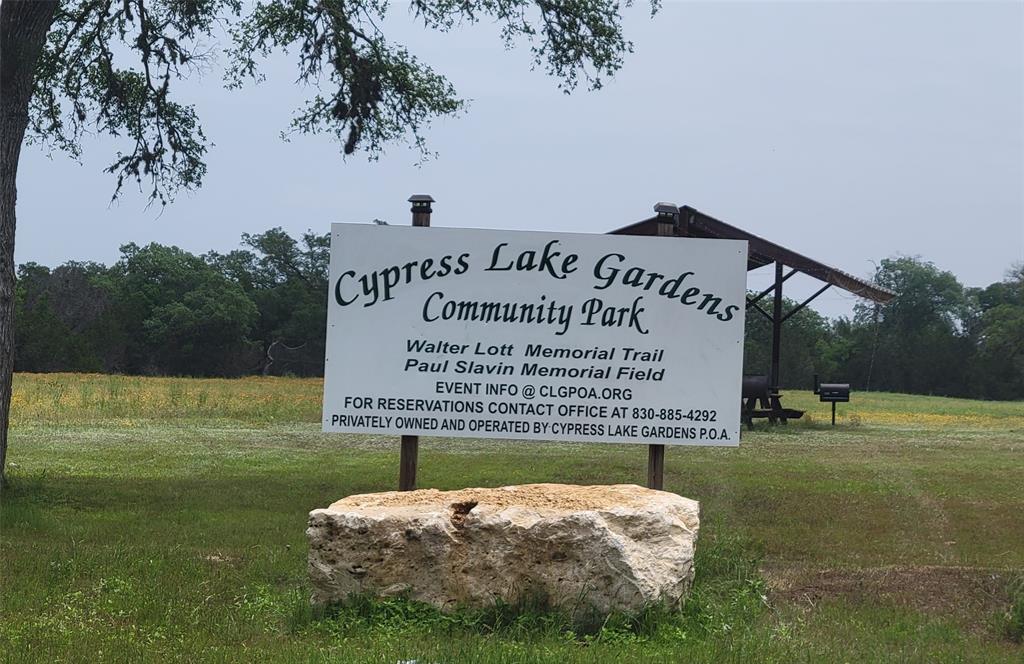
[15,1,1024,318]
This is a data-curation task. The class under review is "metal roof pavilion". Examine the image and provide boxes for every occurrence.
[610,205,895,304]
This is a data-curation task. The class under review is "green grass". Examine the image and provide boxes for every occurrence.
[2,374,1023,662]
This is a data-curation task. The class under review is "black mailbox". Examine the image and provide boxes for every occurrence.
[814,375,851,425]
[818,383,850,403]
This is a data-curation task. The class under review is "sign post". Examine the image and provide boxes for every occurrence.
[646,202,683,490]
[399,194,434,491]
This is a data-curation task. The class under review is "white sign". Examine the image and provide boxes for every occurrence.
[323,224,747,446]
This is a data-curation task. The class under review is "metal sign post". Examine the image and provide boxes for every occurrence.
[646,202,683,491]
[398,194,434,491]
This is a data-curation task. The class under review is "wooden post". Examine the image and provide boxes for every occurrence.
[647,443,665,490]
[768,261,786,424]
[399,434,418,491]
[399,194,434,491]
[647,203,681,491]
[770,261,783,391]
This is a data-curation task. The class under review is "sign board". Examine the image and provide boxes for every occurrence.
[323,224,747,446]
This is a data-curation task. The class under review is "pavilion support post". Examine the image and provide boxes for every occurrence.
[770,261,784,391]
[647,202,681,491]
[399,194,434,491]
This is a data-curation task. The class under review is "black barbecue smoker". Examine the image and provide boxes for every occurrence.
[814,375,851,425]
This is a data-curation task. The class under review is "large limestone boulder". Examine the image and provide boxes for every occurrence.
[307,483,699,614]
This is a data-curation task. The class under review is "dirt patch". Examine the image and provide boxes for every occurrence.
[764,563,1013,630]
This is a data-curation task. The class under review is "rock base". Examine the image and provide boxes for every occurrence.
[307,483,699,614]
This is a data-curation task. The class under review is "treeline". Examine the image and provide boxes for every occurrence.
[14,230,1024,400]
[744,258,1023,400]
[16,229,328,378]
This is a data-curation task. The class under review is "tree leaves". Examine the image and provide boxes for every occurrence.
[28,0,653,201]
[27,0,235,205]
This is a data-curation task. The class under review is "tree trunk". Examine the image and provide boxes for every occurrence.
[0,0,58,489]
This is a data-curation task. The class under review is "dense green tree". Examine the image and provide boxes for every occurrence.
[969,265,1024,400]
[208,228,329,376]
[849,257,970,395]
[14,261,118,372]
[108,243,258,376]
[0,0,657,483]
[143,283,259,376]
[818,315,872,390]
[976,264,1024,310]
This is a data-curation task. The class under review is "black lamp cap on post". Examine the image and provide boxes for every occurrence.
[654,202,680,227]
[408,194,435,214]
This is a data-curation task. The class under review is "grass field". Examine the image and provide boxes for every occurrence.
[2,373,1023,662]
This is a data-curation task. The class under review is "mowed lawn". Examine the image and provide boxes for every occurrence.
[1,373,1022,662]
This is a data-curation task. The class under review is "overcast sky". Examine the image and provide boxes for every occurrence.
[15,1,1024,318]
